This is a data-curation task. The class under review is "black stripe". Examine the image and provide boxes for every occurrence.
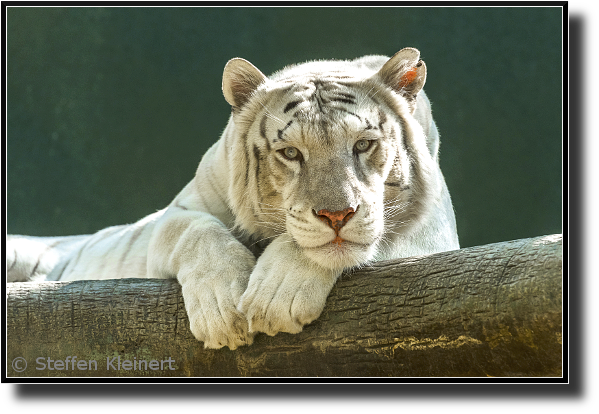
[29,258,41,278]
[253,144,262,201]
[259,114,268,138]
[315,94,325,113]
[313,79,339,91]
[67,239,91,275]
[335,92,357,100]
[273,154,288,170]
[317,118,332,143]
[48,240,62,249]
[329,97,355,105]
[398,120,418,190]
[333,107,362,121]
[17,238,63,278]
[242,133,250,187]
[277,120,293,141]
[288,212,309,224]
[259,115,271,151]
[385,181,410,190]
[378,109,388,130]
[117,224,147,273]
[174,201,188,210]
[62,230,116,277]
[53,258,71,281]
[283,100,302,113]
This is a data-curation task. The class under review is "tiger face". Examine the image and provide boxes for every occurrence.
[253,87,399,271]
[224,49,438,271]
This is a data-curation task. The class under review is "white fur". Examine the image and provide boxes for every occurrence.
[8,49,459,350]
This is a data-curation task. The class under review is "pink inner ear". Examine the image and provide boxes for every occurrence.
[398,67,418,89]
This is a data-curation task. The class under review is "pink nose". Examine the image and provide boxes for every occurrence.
[315,207,356,232]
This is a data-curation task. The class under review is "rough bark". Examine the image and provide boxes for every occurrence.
[6,234,562,378]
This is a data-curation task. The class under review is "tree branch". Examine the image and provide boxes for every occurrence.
[6,234,562,377]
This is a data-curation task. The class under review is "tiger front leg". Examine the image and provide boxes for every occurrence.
[148,209,256,350]
[238,233,342,337]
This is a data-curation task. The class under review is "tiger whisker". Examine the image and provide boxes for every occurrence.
[249,233,281,247]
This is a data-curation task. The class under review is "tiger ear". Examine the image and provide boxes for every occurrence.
[222,58,268,109]
[377,48,427,109]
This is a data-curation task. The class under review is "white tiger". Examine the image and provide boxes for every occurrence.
[7,48,459,350]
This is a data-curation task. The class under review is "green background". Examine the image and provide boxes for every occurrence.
[6,7,563,248]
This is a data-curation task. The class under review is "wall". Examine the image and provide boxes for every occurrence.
[6,7,563,248]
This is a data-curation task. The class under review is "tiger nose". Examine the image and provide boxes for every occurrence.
[314,206,357,232]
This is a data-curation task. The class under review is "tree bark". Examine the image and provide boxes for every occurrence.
[6,234,562,378]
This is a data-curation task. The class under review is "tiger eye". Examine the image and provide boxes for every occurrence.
[284,147,299,160]
[354,139,371,153]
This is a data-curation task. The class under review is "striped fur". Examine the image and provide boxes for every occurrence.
[8,48,459,349]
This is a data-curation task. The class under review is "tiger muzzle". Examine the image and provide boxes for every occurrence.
[314,206,358,234]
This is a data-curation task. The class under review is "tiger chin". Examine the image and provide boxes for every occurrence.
[7,48,459,350]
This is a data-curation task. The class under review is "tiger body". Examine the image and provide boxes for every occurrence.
[7,48,459,349]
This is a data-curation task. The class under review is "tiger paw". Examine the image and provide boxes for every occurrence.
[238,235,341,337]
[180,274,255,350]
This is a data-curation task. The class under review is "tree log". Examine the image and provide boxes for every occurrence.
[6,234,562,378]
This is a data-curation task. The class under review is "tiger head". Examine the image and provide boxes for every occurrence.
[222,48,441,271]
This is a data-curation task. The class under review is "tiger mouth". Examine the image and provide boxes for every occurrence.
[305,238,370,250]
[301,237,376,270]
